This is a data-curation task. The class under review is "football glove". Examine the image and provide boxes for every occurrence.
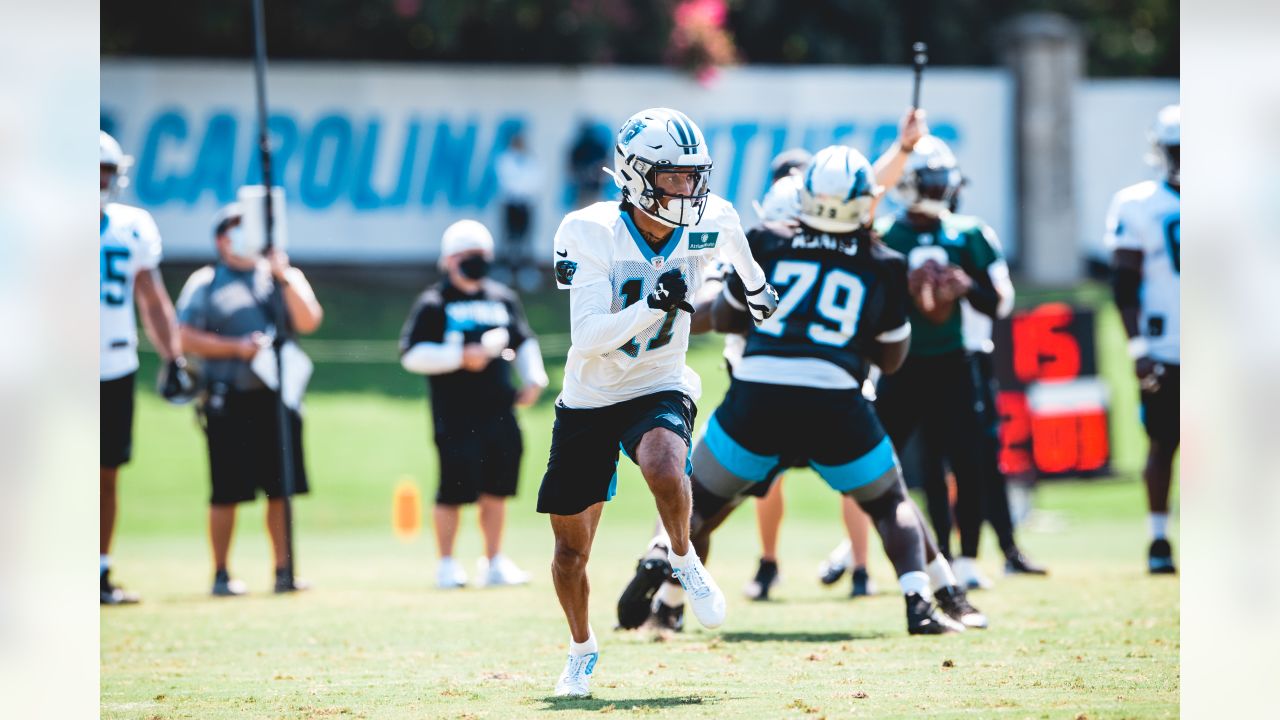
[158,356,197,404]
[745,283,780,324]
[647,268,695,314]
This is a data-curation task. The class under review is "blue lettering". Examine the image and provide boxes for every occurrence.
[384,121,422,209]
[135,111,188,205]
[185,112,239,204]
[759,124,790,197]
[351,118,385,211]
[300,114,353,209]
[723,123,758,203]
[471,118,525,208]
[421,119,478,207]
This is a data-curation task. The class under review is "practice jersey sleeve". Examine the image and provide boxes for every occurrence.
[553,215,610,290]
[973,224,1015,318]
[504,293,535,349]
[132,208,164,271]
[175,266,215,331]
[1104,191,1142,252]
[568,280,666,357]
[399,291,447,352]
[714,203,768,293]
[875,254,912,343]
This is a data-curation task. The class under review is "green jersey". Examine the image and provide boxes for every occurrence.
[874,213,1004,357]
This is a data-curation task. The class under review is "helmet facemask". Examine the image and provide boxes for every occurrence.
[637,163,712,227]
[901,165,963,217]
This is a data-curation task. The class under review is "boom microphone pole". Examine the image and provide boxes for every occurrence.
[251,0,298,589]
[911,41,928,109]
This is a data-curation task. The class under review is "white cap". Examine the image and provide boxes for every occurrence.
[1152,105,1179,146]
[440,219,495,259]
[100,131,128,166]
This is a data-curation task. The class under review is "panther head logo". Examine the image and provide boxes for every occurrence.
[555,259,578,286]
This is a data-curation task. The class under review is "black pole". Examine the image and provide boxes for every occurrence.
[911,41,928,109]
[251,0,297,588]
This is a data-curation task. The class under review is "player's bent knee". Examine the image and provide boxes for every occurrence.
[851,473,909,523]
[551,542,590,575]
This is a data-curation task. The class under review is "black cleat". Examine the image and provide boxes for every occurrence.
[1148,539,1176,574]
[905,592,964,635]
[935,585,988,629]
[274,568,311,594]
[211,569,248,597]
[617,557,673,629]
[850,566,875,597]
[100,570,140,606]
[743,558,779,601]
[648,598,685,632]
[1005,549,1048,575]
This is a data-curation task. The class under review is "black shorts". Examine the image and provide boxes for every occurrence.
[434,410,523,505]
[1141,363,1180,445]
[538,391,696,516]
[202,387,309,505]
[100,372,136,469]
[703,380,896,493]
[504,202,531,241]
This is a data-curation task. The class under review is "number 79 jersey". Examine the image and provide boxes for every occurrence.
[553,196,763,408]
[735,227,911,390]
[100,203,163,381]
[1104,180,1180,364]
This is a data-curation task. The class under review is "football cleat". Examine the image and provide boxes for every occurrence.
[934,585,988,629]
[553,652,597,698]
[743,558,780,601]
[617,557,673,630]
[850,566,876,597]
[274,569,311,594]
[211,570,247,597]
[649,598,685,633]
[905,592,965,635]
[479,554,531,587]
[100,570,140,605]
[1004,549,1048,576]
[818,539,852,586]
[671,555,726,629]
[436,557,467,589]
[1148,539,1177,575]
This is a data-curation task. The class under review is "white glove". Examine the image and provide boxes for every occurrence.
[479,327,510,358]
[745,283,780,324]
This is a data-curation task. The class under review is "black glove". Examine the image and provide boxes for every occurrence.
[647,268,695,314]
[158,356,197,404]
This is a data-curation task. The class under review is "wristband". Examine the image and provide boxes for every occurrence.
[1127,336,1150,360]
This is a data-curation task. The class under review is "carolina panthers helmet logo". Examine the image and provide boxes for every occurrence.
[555,259,578,286]
[619,118,646,147]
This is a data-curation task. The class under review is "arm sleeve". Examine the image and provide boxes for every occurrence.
[513,338,549,388]
[716,205,768,292]
[133,210,163,271]
[964,225,1014,319]
[1104,193,1141,252]
[569,280,665,356]
[553,216,610,290]
[175,267,213,330]
[398,292,463,375]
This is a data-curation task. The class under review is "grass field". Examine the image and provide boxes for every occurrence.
[101,273,1178,719]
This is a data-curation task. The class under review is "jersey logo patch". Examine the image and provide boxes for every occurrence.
[688,231,719,250]
[657,412,684,429]
[651,256,665,269]
[555,259,578,286]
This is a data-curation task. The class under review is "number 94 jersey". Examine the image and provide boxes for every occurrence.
[1104,180,1179,364]
[734,226,910,390]
[101,203,163,381]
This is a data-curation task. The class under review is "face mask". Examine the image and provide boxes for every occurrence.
[458,255,491,281]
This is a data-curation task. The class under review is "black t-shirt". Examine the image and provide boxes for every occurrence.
[399,279,535,417]
[729,225,909,384]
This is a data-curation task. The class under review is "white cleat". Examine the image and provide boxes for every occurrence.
[436,557,467,589]
[479,554,530,587]
[553,652,597,697]
[670,556,726,629]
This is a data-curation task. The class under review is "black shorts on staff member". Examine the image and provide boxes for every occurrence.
[201,384,309,506]
[434,410,523,506]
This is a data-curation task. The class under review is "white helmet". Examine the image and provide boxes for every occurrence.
[892,135,963,216]
[100,131,133,206]
[798,145,878,233]
[759,173,803,222]
[1148,104,1179,184]
[440,219,495,261]
[611,107,712,227]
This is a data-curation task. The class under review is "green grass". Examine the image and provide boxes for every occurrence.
[103,273,1177,718]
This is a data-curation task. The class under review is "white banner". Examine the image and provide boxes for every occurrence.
[102,60,1015,264]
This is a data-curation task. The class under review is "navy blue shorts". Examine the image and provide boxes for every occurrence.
[701,380,897,493]
[434,411,523,505]
[100,372,136,469]
[1140,363,1180,446]
[537,391,695,516]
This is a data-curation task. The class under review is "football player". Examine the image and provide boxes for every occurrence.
[1104,105,1180,573]
[100,131,191,604]
[868,136,1044,589]
[539,107,779,697]
[621,146,986,640]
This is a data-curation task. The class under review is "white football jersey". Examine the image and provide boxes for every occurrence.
[100,203,163,380]
[1104,180,1180,364]
[553,195,766,408]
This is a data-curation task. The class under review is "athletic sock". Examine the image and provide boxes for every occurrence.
[655,580,685,607]
[898,570,931,599]
[926,556,958,592]
[1149,513,1169,541]
[667,546,697,570]
[569,628,598,656]
[100,555,110,574]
